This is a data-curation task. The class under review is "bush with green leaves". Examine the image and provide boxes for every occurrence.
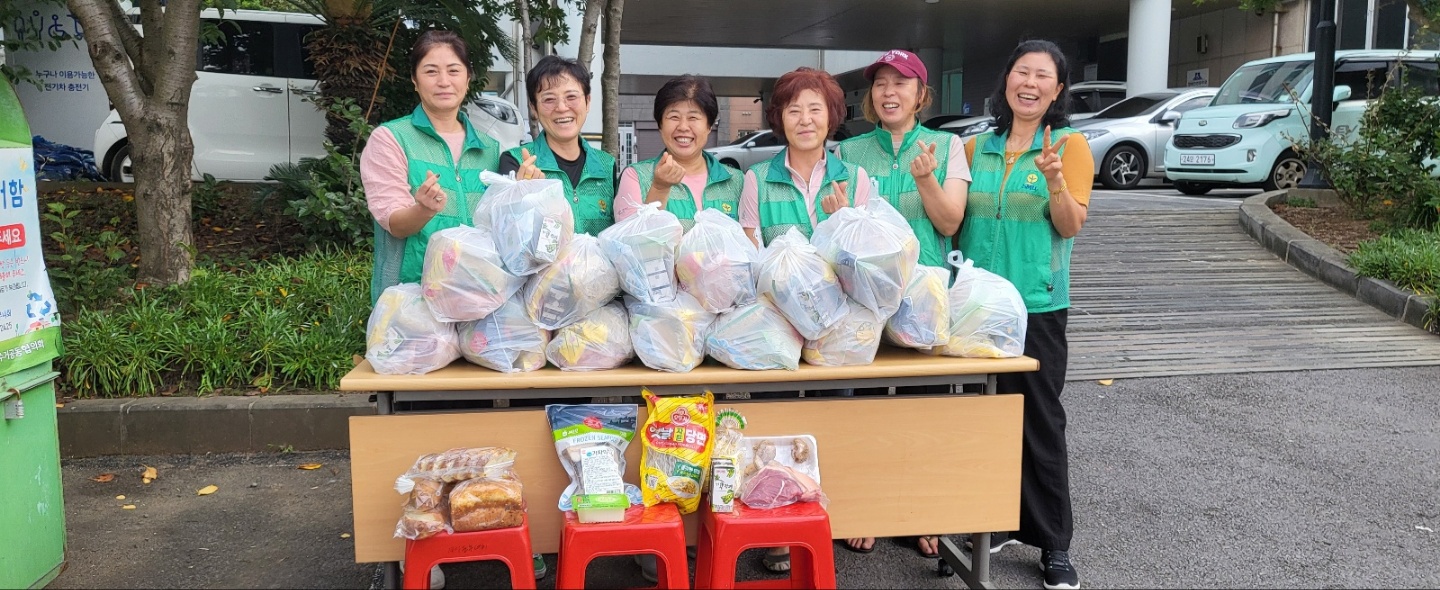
[1349,228,1440,331]
[266,98,375,247]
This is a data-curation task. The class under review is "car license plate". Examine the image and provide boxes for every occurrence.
[1179,154,1215,166]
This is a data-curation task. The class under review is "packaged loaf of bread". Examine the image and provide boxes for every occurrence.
[394,508,450,540]
[449,474,526,532]
[394,447,519,493]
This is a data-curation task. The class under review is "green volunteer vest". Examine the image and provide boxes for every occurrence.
[837,124,953,267]
[628,151,743,231]
[750,150,858,246]
[504,133,616,236]
[956,128,1078,314]
[371,106,501,305]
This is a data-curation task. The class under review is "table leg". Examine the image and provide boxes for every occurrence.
[938,535,995,590]
[375,392,393,415]
[380,561,399,589]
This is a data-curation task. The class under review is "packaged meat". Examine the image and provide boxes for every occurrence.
[736,435,827,510]
[521,234,621,330]
[884,265,951,349]
[394,447,519,492]
[420,226,524,322]
[938,253,1027,358]
[705,300,803,371]
[365,284,461,375]
[449,475,525,532]
[810,198,919,319]
[756,228,848,340]
[546,403,643,511]
[802,297,883,366]
[477,171,575,276]
[676,209,760,313]
[598,202,685,304]
[626,292,716,373]
[640,390,715,514]
[546,301,633,371]
[458,299,548,373]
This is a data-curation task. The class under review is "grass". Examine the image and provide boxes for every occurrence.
[1348,228,1440,331]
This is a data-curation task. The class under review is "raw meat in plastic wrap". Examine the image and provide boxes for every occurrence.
[366,284,461,375]
[810,199,919,319]
[802,297,883,366]
[421,226,523,322]
[738,461,826,509]
[705,300,803,371]
[546,301,634,370]
[477,171,575,276]
[626,292,716,373]
[546,403,643,511]
[598,203,685,304]
[756,228,848,340]
[883,265,951,349]
[458,299,549,373]
[937,252,1027,358]
[522,234,621,330]
[675,209,760,313]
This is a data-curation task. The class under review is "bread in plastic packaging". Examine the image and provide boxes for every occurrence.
[756,228,848,340]
[421,226,524,322]
[522,234,621,330]
[705,299,804,371]
[598,202,685,304]
[626,291,716,373]
[546,301,634,371]
[937,252,1027,358]
[395,507,449,540]
[884,265,951,349]
[675,209,760,313]
[366,284,461,375]
[458,299,548,373]
[392,447,521,539]
[802,297,883,366]
[477,171,575,276]
[450,474,525,532]
[395,447,520,491]
[810,198,919,319]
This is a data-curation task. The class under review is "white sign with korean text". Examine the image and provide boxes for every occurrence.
[0,147,61,372]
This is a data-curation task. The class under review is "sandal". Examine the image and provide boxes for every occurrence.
[840,538,876,554]
[913,535,941,558]
[762,550,791,573]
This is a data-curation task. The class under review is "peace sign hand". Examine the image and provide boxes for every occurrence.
[653,152,686,189]
[1033,126,1069,186]
[415,171,446,212]
[517,148,543,181]
[910,140,939,179]
[821,180,849,215]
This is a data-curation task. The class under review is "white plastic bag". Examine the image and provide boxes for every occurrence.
[598,202,685,305]
[676,209,760,313]
[802,298,883,366]
[477,171,575,276]
[756,228,848,340]
[458,299,549,372]
[884,265,951,349]
[810,199,919,319]
[626,291,716,373]
[938,252,1027,358]
[366,284,461,375]
[522,234,621,330]
[705,299,804,371]
[420,226,524,322]
[546,301,634,371]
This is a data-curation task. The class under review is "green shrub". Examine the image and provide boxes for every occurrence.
[41,202,133,316]
[266,98,375,247]
[1348,228,1440,332]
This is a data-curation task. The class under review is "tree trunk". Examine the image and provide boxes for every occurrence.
[517,0,541,138]
[576,0,604,66]
[1407,0,1436,32]
[601,0,623,159]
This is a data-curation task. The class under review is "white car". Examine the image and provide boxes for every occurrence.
[931,81,1129,138]
[704,129,841,171]
[93,9,527,182]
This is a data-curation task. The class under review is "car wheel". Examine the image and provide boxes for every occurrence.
[1100,145,1145,190]
[108,143,134,183]
[720,158,740,169]
[1263,152,1305,192]
[1173,180,1213,196]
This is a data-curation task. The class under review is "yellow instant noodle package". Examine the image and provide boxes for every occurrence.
[640,389,715,514]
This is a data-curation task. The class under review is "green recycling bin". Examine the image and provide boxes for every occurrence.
[0,78,67,589]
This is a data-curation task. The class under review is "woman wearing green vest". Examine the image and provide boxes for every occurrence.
[957,40,1094,590]
[614,75,743,229]
[498,55,617,236]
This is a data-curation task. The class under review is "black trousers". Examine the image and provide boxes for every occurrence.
[996,309,1073,552]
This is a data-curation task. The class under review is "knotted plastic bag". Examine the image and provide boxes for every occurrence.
[756,228,847,340]
[626,291,716,373]
[366,284,461,375]
[598,202,685,305]
[546,301,634,371]
[705,299,804,371]
[458,298,549,373]
[938,252,1027,358]
[810,198,919,319]
[421,226,524,322]
[522,234,621,330]
[883,265,951,349]
[802,297,883,366]
[676,209,760,313]
[476,171,575,276]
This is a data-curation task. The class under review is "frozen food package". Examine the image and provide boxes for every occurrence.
[640,390,716,514]
[420,226,524,322]
[545,403,643,511]
[626,291,716,373]
[938,252,1027,358]
[366,284,461,375]
[810,198,919,319]
[675,209,760,313]
[755,228,848,340]
[802,297,883,366]
[883,265,952,349]
[457,299,548,373]
[477,171,575,276]
[705,299,804,371]
[522,234,621,330]
[598,202,685,305]
[546,301,633,371]
[736,435,827,510]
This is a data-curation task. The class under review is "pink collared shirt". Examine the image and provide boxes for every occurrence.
[614,166,709,222]
[360,126,466,234]
[738,151,873,236]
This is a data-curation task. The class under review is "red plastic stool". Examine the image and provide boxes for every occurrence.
[694,502,835,590]
[556,503,690,589]
[402,512,536,590]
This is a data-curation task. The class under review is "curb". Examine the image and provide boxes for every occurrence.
[58,393,377,458]
[1239,190,1436,334]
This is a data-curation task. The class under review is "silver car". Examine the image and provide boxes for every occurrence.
[1076,87,1218,190]
[705,129,841,171]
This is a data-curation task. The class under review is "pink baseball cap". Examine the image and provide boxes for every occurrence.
[863,49,928,85]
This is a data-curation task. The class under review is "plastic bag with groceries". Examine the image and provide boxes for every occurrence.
[626,291,716,373]
[883,265,951,349]
[755,228,848,340]
[457,298,549,373]
[598,202,685,305]
[521,234,621,330]
[366,284,461,375]
[675,209,760,313]
[705,299,804,371]
[546,301,634,371]
[420,226,524,322]
[802,297,883,366]
[810,198,919,319]
[476,171,575,276]
[937,252,1027,358]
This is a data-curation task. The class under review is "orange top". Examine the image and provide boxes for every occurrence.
[965,133,1094,206]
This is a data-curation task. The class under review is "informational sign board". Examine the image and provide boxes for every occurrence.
[0,146,61,374]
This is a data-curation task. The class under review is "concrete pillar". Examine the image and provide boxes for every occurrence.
[1126,0,1173,96]
[916,47,944,119]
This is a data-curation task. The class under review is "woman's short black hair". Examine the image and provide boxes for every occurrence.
[409,29,472,78]
[652,75,719,127]
[525,55,592,107]
[988,39,1073,136]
